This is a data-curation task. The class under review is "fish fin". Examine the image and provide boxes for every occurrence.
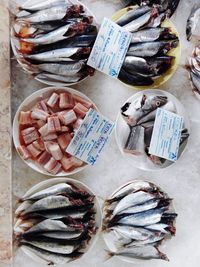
[155,246,169,261]
[104,250,115,262]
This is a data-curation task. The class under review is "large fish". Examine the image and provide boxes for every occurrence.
[118,68,154,86]
[186,5,200,41]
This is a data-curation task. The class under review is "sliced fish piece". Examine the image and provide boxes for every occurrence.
[124,125,145,155]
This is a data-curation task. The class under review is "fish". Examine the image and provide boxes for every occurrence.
[18,0,71,12]
[21,244,83,265]
[123,8,158,32]
[121,94,168,126]
[22,183,90,201]
[36,72,86,84]
[127,39,179,57]
[130,27,177,43]
[21,195,86,215]
[116,5,151,26]
[186,5,200,41]
[125,233,165,248]
[16,5,83,23]
[190,71,200,95]
[124,125,145,155]
[21,22,89,45]
[112,207,169,227]
[180,128,189,146]
[146,12,166,28]
[107,245,169,261]
[40,231,83,240]
[145,223,176,235]
[24,47,91,61]
[118,68,154,86]
[112,191,158,217]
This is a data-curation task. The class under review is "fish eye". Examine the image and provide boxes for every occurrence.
[156,101,161,106]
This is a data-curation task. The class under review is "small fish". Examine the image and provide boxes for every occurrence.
[118,68,154,86]
[16,5,83,23]
[127,39,179,57]
[125,233,165,248]
[121,94,168,126]
[123,8,158,32]
[124,125,145,155]
[130,27,177,43]
[186,5,200,41]
[40,231,83,240]
[21,244,83,265]
[145,223,176,235]
[107,245,169,261]
[116,5,151,26]
[36,72,86,84]
[18,0,71,12]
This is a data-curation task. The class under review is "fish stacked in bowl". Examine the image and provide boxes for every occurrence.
[14,181,97,265]
[114,5,180,86]
[103,181,177,262]
[11,0,97,85]
[188,45,200,99]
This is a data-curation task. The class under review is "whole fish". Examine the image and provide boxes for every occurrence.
[21,239,79,254]
[107,245,169,261]
[118,68,154,86]
[40,231,83,240]
[21,244,82,264]
[112,191,157,216]
[145,223,176,235]
[113,207,169,227]
[125,233,165,247]
[130,27,177,43]
[16,5,83,23]
[186,5,200,41]
[121,94,168,126]
[123,8,158,32]
[22,22,89,45]
[116,6,151,26]
[22,183,90,201]
[21,195,86,215]
[36,72,86,83]
[24,47,90,61]
[124,125,145,155]
[127,39,179,57]
[19,0,71,12]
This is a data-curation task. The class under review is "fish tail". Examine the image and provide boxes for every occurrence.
[104,250,115,262]
[155,246,169,261]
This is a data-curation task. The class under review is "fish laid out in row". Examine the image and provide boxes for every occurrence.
[121,93,189,166]
[103,180,177,261]
[11,0,97,85]
[123,0,180,17]
[115,5,179,86]
[14,181,97,265]
[17,91,94,174]
[186,5,200,41]
[188,45,200,100]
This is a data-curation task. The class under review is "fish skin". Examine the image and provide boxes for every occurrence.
[36,72,85,83]
[19,0,71,12]
[190,71,200,94]
[118,68,154,86]
[123,8,158,32]
[127,39,179,57]
[40,231,82,240]
[121,94,168,126]
[116,5,151,26]
[21,244,82,265]
[186,5,200,41]
[124,125,145,155]
[112,191,157,217]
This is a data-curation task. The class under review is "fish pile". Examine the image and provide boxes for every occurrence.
[14,181,97,265]
[188,45,200,99]
[121,93,189,166]
[122,0,180,17]
[11,0,97,85]
[115,5,179,86]
[103,180,177,261]
[186,5,200,41]
[17,90,94,174]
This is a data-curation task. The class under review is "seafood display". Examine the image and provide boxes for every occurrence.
[188,45,200,100]
[122,0,180,17]
[14,180,99,265]
[11,0,97,85]
[103,180,177,262]
[116,90,189,169]
[14,88,96,175]
[114,5,180,87]
[186,5,200,41]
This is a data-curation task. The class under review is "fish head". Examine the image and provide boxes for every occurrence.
[145,95,168,111]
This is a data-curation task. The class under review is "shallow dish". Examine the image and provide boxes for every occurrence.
[13,86,98,176]
[115,89,190,171]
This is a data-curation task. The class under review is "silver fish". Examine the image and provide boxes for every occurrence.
[116,207,168,227]
[112,191,156,216]
[19,0,71,12]
[190,71,200,94]
[36,72,85,83]
[116,6,151,26]
[145,223,174,234]
[124,125,145,155]
[16,5,83,23]
[108,245,169,261]
[21,239,78,254]
[127,40,179,57]
[123,8,158,32]
[147,13,166,28]
[125,233,165,247]
[21,244,82,264]
[40,231,82,240]
[121,94,168,126]
[33,209,89,220]
[186,5,200,41]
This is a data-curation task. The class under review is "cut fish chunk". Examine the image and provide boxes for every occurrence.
[58,133,72,150]
[37,151,51,165]
[58,110,77,125]
[73,94,93,109]
[19,111,33,125]
[31,108,49,121]
[47,116,61,133]
[44,157,59,173]
[45,141,63,160]
[47,92,59,108]
[37,100,49,112]
[27,143,42,158]
[17,145,31,160]
[74,103,88,118]
[73,118,83,130]
[43,133,58,141]
[61,156,83,171]
[59,93,74,109]
[21,127,39,144]
[32,138,45,151]
[38,124,49,136]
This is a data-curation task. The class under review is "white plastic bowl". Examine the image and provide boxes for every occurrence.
[115,89,190,171]
[13,86,99,176]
